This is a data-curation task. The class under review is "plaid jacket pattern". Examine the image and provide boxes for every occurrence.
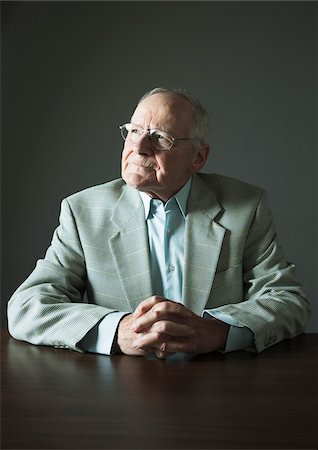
[8,173,311,353]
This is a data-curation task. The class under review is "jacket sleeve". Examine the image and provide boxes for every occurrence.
[7,198,116,352]
[212,191,311,352]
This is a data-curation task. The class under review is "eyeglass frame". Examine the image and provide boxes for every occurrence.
[119,122,199,151]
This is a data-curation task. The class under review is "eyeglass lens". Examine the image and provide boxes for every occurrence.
[120,124,172,150]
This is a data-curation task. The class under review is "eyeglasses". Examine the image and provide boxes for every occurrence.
[119,123,197,151]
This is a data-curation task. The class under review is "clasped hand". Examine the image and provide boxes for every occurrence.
[117,296,229,358]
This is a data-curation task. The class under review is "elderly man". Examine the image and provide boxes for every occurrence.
[7,87,311,358]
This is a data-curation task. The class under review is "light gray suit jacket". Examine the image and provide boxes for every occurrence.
[7,173,311,353]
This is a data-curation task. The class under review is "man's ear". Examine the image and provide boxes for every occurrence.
[192,144,210,173]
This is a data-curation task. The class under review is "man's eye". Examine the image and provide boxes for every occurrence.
[130,127,142,135]
[151,132,165,141]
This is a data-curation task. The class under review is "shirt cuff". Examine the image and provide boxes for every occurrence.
[79,312,129,355]
[202,309,255,352]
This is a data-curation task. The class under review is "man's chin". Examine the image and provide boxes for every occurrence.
[123,173,152,191]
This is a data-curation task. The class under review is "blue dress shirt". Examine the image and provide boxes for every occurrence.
[81,178,254,354]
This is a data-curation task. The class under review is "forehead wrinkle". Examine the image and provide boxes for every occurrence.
[131,94,193,136]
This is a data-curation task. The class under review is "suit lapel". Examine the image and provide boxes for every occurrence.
[183,175,226,315]
[108,176,226,315]
[108,186,153,312]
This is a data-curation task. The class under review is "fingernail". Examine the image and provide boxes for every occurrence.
[160,342,167,352]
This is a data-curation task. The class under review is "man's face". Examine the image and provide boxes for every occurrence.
[121,93,209,202]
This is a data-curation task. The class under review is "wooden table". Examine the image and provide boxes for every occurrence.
[1,331,317,449]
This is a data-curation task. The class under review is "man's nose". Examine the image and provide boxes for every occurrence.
[132,133,153,155]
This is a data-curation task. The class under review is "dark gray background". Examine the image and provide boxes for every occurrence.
[2,1,317,331]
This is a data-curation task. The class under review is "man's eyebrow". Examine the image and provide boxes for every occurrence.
[156,126,171,134]
[131,121,172,135]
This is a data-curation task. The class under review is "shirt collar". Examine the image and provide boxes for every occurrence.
[140,177,192,220]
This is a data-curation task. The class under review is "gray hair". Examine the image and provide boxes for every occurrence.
[137,87,211,145]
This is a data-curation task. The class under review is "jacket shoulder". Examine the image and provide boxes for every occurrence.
[65,178,127,208]
[197,173,264,202]
[198,173,263,194]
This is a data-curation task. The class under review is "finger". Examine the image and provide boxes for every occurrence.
[151,320,195,337]
[133,296,166,319]
[133,330,167,351]
[133,302,193,332]
[133,327,196,355]
[163,340,198,354]
[155,350,175,359]
[153,338,198,356]
[117,315,155,356]
[160,342,167,352]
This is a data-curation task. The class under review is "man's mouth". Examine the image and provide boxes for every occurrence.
[128,157,157,170]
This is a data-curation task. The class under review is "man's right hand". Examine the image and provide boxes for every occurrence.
[116,314,154,356]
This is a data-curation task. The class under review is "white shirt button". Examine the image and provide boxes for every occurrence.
[168,264,175,272]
